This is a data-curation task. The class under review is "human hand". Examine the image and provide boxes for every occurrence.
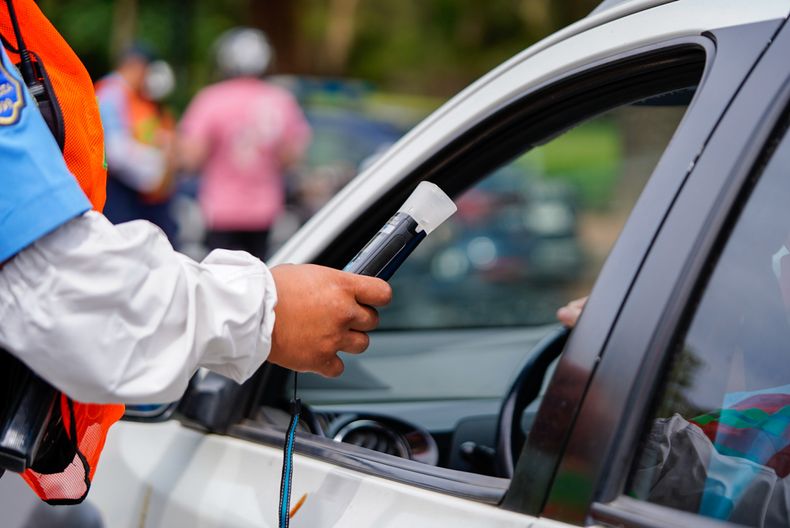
[556,296,588,328]
[268,264,393,377]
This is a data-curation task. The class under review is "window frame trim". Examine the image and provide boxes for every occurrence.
[591,497,746,528]
[229,422,511,504]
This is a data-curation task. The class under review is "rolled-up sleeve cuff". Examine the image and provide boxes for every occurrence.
[194,250,279,384]
[257,262,278,365]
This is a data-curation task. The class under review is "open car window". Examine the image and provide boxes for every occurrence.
[298,98,696,407]
[380,100,694,331]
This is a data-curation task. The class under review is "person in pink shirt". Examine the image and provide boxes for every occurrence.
[180,27,311,260]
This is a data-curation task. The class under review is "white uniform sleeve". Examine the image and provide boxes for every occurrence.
[0,211,277,404]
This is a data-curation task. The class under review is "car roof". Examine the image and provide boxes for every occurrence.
[589,0,660,17]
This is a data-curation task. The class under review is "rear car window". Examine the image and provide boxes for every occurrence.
[627,117,790,527]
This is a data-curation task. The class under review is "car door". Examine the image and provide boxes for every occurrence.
[82,2,789,528]
[540,11,790,528]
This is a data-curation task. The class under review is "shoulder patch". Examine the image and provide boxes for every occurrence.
[0,60,24,126]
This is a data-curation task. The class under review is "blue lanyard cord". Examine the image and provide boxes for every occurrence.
[279,373,300,528]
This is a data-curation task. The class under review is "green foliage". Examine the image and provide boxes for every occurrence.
[39,0,114,75]
[655,345,706,420]
[37,0,600,102]
[348,0,540,93]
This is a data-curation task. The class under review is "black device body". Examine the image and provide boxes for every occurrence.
[21,51,66,150]
[0,353,72,476]
[343,212,427,280]
[281,211,429,527]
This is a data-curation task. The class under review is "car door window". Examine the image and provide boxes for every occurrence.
[627,118,790,527]
[296,88,699,456]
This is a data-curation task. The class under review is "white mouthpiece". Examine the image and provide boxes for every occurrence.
[398,181,457,234]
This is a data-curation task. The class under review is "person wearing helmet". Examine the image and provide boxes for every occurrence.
[95,46,179,242]
[180,27,311,260]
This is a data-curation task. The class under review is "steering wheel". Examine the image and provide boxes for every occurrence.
[494,326,570,478]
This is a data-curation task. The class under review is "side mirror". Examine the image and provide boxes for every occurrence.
[122,369,259,432]
[177,371,249,432]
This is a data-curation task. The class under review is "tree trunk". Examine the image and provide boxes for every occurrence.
[249,0,304,74]
[322,0,362,74]
[111,0,138,60]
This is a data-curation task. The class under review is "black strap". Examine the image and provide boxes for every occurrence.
[0,33,19,54]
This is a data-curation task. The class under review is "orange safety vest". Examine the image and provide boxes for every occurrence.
[0,0,124,504]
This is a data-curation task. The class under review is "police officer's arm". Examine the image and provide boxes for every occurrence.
[269,263,390,377]
[0,212,391,404]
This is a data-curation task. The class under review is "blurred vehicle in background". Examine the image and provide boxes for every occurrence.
[384,164,582,329]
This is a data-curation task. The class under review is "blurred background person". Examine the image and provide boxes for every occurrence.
[95,46,179,243]
[179,27,311,261]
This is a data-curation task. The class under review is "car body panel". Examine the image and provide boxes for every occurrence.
[90,421,538,528]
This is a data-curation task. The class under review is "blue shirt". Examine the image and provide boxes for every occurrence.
[0,46,91,262]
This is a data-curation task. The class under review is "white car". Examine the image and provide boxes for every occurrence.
[6,0,790,526]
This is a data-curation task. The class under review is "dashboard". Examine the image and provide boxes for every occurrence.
[247,327,560,477]
[254,398,507,476]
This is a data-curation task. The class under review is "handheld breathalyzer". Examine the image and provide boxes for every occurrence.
[279,181,456,528]
[343,181,457,280]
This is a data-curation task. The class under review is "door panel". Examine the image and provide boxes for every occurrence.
[90,421,535,528]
